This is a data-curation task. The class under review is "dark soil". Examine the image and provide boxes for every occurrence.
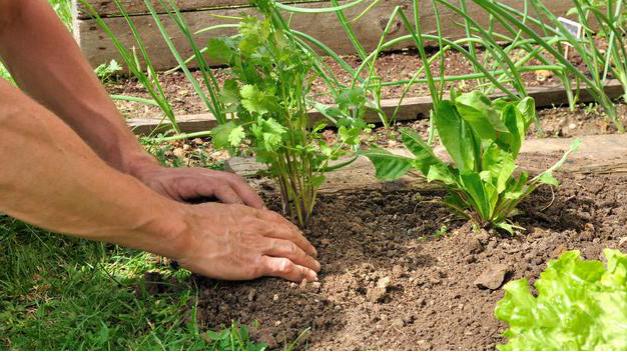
[189,174,627,350]
[108,44,614,121]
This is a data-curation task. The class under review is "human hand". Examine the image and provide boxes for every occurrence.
[131,163,264,208]
[172,203,320,282]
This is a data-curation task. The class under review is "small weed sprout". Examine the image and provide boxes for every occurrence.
[95,60,122,82]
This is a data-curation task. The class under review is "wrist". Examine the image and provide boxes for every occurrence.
[124,153,162,179]
[140,202,195,260]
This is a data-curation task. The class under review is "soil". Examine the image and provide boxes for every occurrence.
[107,45,608,120]
[180,174,627,350]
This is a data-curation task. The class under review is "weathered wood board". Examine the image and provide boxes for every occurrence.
[226,133,627,194]
[128,80,625,135]
[74,0,321,18]
[74,0,575,70]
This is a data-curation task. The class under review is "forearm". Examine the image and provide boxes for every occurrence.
[0,0,156,174]
[0,79,187,257]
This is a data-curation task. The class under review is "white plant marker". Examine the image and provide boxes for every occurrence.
[557,17,583,59]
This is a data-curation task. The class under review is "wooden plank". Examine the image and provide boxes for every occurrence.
[74,0,321,18]
[76,0,411,69]
[75,0,575,70]
[128,80,625,135]
[226,133,627,194]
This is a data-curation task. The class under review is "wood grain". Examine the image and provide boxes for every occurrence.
[75,0,574,70]
[226,133,627,194]
[74,0,321,18]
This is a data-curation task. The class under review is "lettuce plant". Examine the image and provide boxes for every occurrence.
[209,0,367,227]
[365,91,579,233]
[495,249,627,351]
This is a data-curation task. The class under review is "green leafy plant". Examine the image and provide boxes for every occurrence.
[205,321,267,351]
[472,0,625,132]
[209,1,368,227]
[495,249,627,351]
[365,91,579,233]
[94,59,122,82]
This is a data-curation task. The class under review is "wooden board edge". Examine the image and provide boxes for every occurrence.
[128,80,625,135]
[226,133,627,194]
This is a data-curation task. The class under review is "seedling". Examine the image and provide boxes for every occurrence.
[365,91,579,233]
[209,0,368,227]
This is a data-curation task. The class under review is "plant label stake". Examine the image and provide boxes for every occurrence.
[557,17,583,60]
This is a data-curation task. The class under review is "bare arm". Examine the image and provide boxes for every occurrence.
[0,0,264,208]
[0,78,319,282]
[0,0,149,172]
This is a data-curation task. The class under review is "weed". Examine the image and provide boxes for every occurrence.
[94,59,122,82]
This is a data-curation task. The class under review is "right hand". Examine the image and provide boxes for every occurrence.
[173,203,320,282]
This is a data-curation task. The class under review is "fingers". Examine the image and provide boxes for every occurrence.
[213,186,244,205]
[256,213,317,258]
[264,239,320,272]
[260,256,318,283]
[224,175,265,209]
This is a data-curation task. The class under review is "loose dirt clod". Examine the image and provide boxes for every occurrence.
[474,264,511,290]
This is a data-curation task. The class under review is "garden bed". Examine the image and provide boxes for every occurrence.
[185,173,626,350]
[136,131,627,350]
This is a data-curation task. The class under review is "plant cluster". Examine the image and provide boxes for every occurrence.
[206,2,368,226]
[496,249,627,351]
[365,91,579,232]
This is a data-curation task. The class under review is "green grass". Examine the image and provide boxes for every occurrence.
[0,216,264,350]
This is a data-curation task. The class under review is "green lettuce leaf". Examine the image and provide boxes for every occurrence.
[495,249,627,351]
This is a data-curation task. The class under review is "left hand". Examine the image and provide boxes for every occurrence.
[131,164,265,208]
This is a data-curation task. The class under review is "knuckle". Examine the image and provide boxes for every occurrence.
[250,259,264,277]
[287,242,299,254]
[276,258,294,274]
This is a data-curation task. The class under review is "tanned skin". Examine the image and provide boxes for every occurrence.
[0,0,320,282]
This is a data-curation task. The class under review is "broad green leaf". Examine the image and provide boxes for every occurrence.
[263,118,287,135]
[455,91,498,140]
[338,125,361,145]
[517,97,537,131]
[434,100,477,171]
[459,171,491,220]
[363,147,414,181]
[495,222,515,234]
[220,79,240,112]
[400,128,442,174]
[501,104,524,157]
[426,164,457,185]
[211,122,239,149]
[238,17,270,55]
[207,38,235,62]
[496,250,627,351]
